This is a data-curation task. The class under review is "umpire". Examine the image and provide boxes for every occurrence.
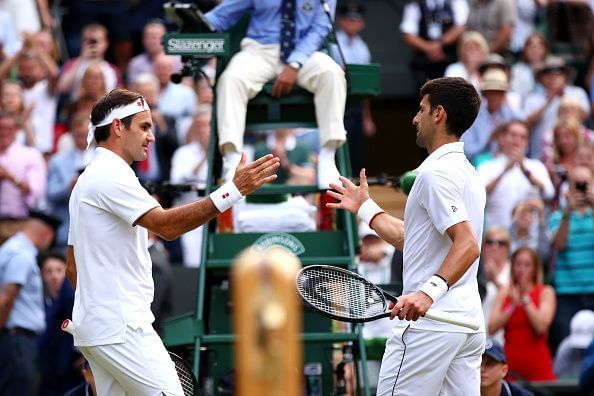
[0,209,61,395]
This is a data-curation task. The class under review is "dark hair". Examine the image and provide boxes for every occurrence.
[420,77,481,137]
[90,89,143,143]
[40,249,66,268]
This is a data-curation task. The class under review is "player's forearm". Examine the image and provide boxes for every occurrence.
[436,234,480,287]
[139,198,220,241]
[66,245,77,289]
[370,214,404,251]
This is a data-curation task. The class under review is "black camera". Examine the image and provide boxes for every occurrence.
[575,181,588,193]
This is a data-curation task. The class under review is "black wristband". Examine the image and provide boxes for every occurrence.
[434,273,450,290]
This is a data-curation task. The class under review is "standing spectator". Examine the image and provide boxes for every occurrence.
[170,106,212,267]
[1,80,38,149]
[488,247,557,381]
[332,1,376,175]
[462,68,524,161]
[554,309,594,379]
[524,56,590,159]
[58,24,123,102]
[46,111,94,251]
[127,19,182,84]
[480,338,534,396]
[400,0,469,90]
[0,112,46,244]
[466,0,517,54]
[0,9,21,57]
[477,120,554,229]
[549,166,594,342]
[445,31,490,90]
[38,251,79,395]
[509,198,550,264]
[0,210,60,396]
[510,32,549,98]
[480,227,511,344]
[509,0,543,59]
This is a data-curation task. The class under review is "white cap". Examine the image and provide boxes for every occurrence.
[568,310,594,349]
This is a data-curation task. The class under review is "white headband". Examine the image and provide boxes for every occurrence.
[87,98,151,147]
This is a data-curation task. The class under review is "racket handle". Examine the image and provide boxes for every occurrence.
[424,309,480,331]
[61,319,74,335]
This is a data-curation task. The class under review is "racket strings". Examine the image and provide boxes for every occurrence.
[297,268,386,319]
[170,354,197,396]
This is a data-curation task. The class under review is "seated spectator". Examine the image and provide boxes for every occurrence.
[0,112,46,244]
[549,166,594,342]
[480,226,512,344]
[74,61,107,103]
[554,309,594,379]
[524,56,590,159]
[477,120,554,229]
[462,68,524,161]
[127,19,182,84]
[205,1,348,188]
[38,251,78,395]
[445,31,490,90]
[510,32,548,99]
[509,198,550,264]
[478,53,522,110]
[58,23,122,102]
[46,111,95,250]
[488,247,557,381]
[480,338,534,396]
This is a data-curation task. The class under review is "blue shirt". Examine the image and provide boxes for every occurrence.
[548,208,594,295]
[331,30,371,66]
[206,0,334,66]
[0,232,45,333]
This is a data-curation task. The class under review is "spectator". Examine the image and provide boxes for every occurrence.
[480,226,511,344]
[400,0,468,91]
[480,337,534,396]
[46,111,94,250]
[127,19,182,84]
[509,198,550,264]
[477,120,554,229]
[153,54,197,144]
[58,23,122,102]
[466,0,517,54]
[170,106,212,267]
[510,32,548,98]
[444,31,490,90]
[38,251,78,395]
[0,10,21,57]
[462,68,524,161]
[332,1,376,175]
[1,80,38,149]
[549,166,594,342]
[0,210,60,395]
[488,247,557,381]
[75,61,107,103]
[0,112,47,244]
[478,53,522,110]
[554,309,594,379]
[509,0,543,59]
[204,0,348,188]
[524,56,590,159]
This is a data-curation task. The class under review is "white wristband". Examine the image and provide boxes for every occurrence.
[210,181,243,213]
[419,275,449,303]
[357,198,385,226]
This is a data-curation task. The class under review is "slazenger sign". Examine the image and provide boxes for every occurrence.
[165,38,226,55]
[253,233,305,256]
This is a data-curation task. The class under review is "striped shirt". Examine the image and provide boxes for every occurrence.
[549,208,594,294]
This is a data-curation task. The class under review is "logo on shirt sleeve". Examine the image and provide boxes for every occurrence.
[451,205,458,212]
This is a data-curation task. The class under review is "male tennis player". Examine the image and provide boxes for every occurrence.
[65,89,279,395]
[328,77,485,395]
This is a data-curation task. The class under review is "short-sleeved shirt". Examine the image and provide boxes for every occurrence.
[400,0,469,37]
[466,0,517,45]
[402,142,486,333]
[0,232,45,333]
[68,147,160,346]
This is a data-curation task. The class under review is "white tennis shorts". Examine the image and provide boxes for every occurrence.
[79,324,184,396]
[376,324,485,396]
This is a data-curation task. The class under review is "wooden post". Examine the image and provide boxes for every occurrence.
[232,247,302,396]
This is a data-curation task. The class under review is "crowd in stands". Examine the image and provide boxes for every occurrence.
[1,0,594,394]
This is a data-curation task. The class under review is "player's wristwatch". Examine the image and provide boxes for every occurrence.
[288,61,301,70]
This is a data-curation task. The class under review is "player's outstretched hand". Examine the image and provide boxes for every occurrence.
[233,153,280,196]
[388,291,433,322]
[326,168,371,214]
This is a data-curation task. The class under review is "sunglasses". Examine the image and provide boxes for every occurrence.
[485,239,508,247]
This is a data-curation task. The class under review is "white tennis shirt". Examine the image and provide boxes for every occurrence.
[402,142,486,333]
[68,148,160,346]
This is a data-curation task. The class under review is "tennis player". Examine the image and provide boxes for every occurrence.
[65,89,279,395]
[328,77,486,395]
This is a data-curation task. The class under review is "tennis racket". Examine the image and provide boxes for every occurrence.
[296,265,480,330]
[168,351,200,396]
[61,320,201,395]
